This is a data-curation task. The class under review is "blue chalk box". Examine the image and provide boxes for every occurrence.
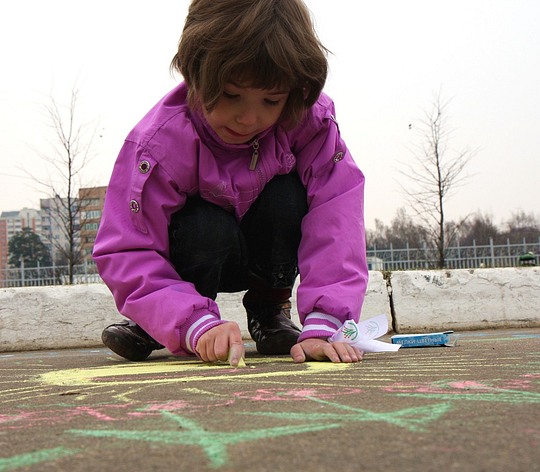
[391,331,458,348]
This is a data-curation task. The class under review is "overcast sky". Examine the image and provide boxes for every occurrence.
[1,0,539,229]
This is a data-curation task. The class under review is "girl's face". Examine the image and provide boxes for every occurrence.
[204,82,289,144]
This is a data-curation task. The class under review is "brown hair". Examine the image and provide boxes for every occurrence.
[171,0,328,128]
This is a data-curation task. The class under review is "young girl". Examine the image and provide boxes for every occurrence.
[93,0,368,366]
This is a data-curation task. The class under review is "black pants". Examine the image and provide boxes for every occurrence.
[168,173,308,300]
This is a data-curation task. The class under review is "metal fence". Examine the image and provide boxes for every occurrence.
[1,238,539,287]
[0,261,101,288]
[368,238,539,271]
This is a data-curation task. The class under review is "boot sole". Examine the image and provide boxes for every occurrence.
[102,330,152,362]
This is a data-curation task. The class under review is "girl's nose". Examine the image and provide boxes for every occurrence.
[235,106,257,126]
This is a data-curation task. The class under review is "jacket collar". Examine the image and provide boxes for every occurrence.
[190,108,274,151]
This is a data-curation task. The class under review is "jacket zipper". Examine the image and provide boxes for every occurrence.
[249,139,259,171]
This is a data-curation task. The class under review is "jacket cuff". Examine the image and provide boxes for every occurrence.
[298,312,343,342]
[178,309,226,354]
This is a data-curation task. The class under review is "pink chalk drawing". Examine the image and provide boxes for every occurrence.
[135,400,191,412]
[233,387,362,402]
[445,381,493,390]
[0,404,131,430]
[0,396,243,430]
[381,373,540,405]
[133,397,235,415]
[384,374,539,396]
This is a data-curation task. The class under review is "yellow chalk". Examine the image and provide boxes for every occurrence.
[227,352,246,368]
[227,342,246,368]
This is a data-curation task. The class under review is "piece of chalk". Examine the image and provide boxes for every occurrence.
[227,344,246,367]
[227,354,246,368]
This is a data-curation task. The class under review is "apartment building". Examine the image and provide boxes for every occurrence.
[40,197,74,265]
[79,186,107,264]
[0,207,43,273]
[1,185,108,274]
[1,208,42,239]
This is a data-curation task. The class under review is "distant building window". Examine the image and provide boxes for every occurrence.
[81,199,101,207]
[82,210,102,219]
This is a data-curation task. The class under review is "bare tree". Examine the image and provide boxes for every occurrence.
[501,210,540,244]
[459,212,500,245]
[399,92,476,268]
[30,86,97,283]
[366,208,428,250]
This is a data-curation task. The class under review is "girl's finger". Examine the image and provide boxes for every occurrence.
[290,343,307,363]
[195,340,208,362]
[322,343,341,363]
[228,341,245,367]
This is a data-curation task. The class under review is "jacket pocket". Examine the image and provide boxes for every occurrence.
[128,156,157,234]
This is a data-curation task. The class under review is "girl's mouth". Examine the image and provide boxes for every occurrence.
[225,127,254,139]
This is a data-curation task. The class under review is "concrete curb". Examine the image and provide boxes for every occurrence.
[390,267,540,332]
[1,267,539,352]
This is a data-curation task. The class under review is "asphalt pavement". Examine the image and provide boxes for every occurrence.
[1,328,539,472]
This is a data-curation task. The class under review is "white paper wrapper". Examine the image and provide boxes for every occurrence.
[328,314,401,353]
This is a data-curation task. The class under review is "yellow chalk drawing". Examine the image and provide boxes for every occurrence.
[38,358,351,389]
[25,358,354,405]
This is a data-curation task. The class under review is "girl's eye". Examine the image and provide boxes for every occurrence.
[223,91,239,100]
[265,99,281,106]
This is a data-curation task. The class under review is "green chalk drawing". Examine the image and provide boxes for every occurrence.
[395,391,540,404]
[69,401,452,468]
[0,447,79,471]
[243,397,453,433]
[69,410,341,468]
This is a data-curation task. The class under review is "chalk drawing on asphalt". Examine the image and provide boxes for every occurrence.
[36,358,351,390]
[0,359,354,412]
[0,447,80,471]
[68,401,453,468]
[243,396,454,433]
[232,386,363,402]
[69,410,341,468]
[382,376,540,404]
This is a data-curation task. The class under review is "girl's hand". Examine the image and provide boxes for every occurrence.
[290,339,363,363]
[195,321,245,367]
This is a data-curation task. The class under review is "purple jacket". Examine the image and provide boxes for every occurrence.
[93,82,368,356]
